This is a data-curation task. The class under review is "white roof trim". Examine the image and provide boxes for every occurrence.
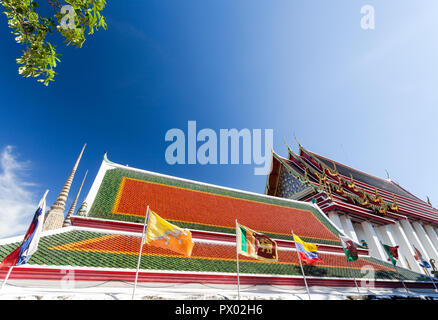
[98,155,322,210]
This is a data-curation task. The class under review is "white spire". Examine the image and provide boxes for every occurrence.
[63,169,88,227]
[43,144,86,231]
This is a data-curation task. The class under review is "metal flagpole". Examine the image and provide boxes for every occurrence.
[291,229,311,300]
[1,189,49,293]
[235,219,241,300]
[132,205,150,300]
[340,236,360,295]
[0,266,14,291]
[346,259,361,295]
[393,265,409,295]
[413,245,438,292]
[424,266,438,292]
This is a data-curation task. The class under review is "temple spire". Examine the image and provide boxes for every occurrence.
[63,170,88,227]
[43,144,86,231]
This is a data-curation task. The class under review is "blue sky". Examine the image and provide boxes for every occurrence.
[1,0,438,237]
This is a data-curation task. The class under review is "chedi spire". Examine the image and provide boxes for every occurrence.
[43,144,86,231]
[63,169,88,227]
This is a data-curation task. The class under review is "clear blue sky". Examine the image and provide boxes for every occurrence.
[1,0,438,237]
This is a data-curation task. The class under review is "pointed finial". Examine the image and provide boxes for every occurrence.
[427,196,432,206]
[282,136,290,149]
[385,169,391,181]
[63,169,88,227]
[293,133,302,148]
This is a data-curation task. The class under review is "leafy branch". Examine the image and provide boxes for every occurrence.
[1,0,107,86]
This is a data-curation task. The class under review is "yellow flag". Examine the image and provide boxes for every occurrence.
[144,210,194,257]
[293,234,318,252]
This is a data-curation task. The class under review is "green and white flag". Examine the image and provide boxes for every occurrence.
[340,236,358,262]
[382,243,399,266]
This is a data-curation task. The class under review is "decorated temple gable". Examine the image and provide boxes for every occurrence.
[275,165,308,199]
[266,143,438,276]
[266,144,438,225]
[84,156,346,245]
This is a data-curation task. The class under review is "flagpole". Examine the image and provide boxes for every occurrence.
[424,266,438,292]
[393,265,409,295]
[291,229,311,300]
[346,259,361,295]
[0,266,14,292]
[413,245,438,292]
[1,189,49,293]
[340,236,360,295]
[235,219,241,300]
[132,205,150,300]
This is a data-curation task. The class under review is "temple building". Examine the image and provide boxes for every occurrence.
[266,143,438,276]
[0,147,437,298]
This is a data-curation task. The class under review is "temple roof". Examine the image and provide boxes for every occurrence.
[266,145,438,225]
[0,226,432,284]
[312,152,423,203]
[0,153,435,291]
[83,154,350,246]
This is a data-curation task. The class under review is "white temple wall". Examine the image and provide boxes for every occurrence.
[378,224,408,269]
[360,221,387,261]
[391,221,424,274]
[400,220,431,264]
[319,209,436,275]
[339,215,359,243]
[424,225,438,257]
[434,227,438,240]
[327,211,344,233]
[412,222,438,261]
[352,222,367,247]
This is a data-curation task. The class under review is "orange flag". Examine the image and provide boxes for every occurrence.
[144,210,194,256]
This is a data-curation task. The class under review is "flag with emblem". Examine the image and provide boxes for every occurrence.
[382,243,399,266]
[340,236,359,262]
[236,222,278,261]
[144,210,194,257]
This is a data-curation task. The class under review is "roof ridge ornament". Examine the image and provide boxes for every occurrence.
[282,136,290,150]
[392,194,399,212]
[293,133,301,148]
[347,173,357,190]
[103,152,116,164]
[385,169,391,181]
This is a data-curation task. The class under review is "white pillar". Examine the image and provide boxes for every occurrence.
[378,224,408,269]
[424,225,438,255]
[434,227,438,239]
[400,220,431,262]
[389,222,423,273]
[412,222,438,261]
[339,215,359,243]
[353,223,367,247]
[327,211,344,233]
[373,226,386,243]
[360,221,387,261]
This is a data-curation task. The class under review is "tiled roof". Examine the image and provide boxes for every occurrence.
[267,146,438,224]
[314,153,417,201]
[87,166,343,245]
[0,229,430,282]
